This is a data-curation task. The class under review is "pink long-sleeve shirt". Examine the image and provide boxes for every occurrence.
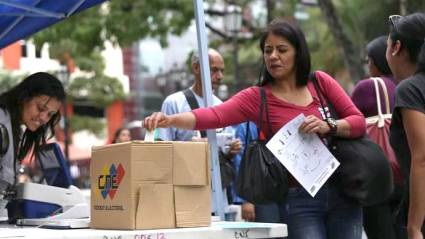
[193,71,366,138]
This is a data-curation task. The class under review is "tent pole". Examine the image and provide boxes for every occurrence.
[193,0,225,220]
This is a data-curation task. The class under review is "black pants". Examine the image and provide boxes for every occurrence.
[364,184,406,239]
[363,202,397,239]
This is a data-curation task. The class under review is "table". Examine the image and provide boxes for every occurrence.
[0,221,287,239]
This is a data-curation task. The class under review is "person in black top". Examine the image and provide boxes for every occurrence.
[387,12,425,239]
[352,35,399,239]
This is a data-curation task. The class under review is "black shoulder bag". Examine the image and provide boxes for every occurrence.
[236,87,288,204]
[183,88,235,189]
[311,73,393,206]
[0,123,9,157]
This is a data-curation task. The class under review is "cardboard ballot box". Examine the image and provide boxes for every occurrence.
[90,141,211,230]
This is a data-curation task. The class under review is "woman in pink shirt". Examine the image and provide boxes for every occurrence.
[144,19,365,239]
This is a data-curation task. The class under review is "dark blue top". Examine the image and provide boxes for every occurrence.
[231,122,258,204]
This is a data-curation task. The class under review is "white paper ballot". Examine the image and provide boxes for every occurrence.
[144,130,155,142]
[266,114,340,197]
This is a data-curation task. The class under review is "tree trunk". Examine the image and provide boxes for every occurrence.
[400,0,407,15]
[266,0,275,23]
[317,0,365,83]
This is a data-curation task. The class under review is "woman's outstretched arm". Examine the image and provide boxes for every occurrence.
[143,111,196,131]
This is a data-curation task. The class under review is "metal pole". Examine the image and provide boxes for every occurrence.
[233,33,239,90]
[63,97,69,160]
[193,0,225,220]
[58,65,69,160]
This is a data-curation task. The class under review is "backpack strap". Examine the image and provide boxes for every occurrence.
[182,89,207,138]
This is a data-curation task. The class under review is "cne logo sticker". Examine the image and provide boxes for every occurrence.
[97,163,125,199]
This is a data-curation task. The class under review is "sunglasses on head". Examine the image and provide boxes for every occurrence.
[389,15,402,33]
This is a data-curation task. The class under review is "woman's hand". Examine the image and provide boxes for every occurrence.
[298,115,330,136]
[143,112,173,131]
[228,139,242,155]
[143,111,197,131]
[241,202,255,222]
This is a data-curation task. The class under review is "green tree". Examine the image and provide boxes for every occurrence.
[0,70,25,94]
[317,0,365,82]
[316,0,425,82]
[32,0,425,94]
[105,0,195,47]
[32,7,127,135]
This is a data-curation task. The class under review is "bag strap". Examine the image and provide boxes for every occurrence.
[259,87,273,140]
[371,77,391,128]
[371,77,390,114]
[310,72,338,120]
[244,88,272,144]
[376,77,390,114]
[372,78,383,118]
[244,121,251,147]
[183,88,207,138]
[310,72,341,146]
[245,89,265,144]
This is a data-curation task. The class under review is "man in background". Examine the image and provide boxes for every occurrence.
[158,48,241,215]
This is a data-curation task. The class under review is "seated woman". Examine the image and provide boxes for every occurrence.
[0,72,65,218]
